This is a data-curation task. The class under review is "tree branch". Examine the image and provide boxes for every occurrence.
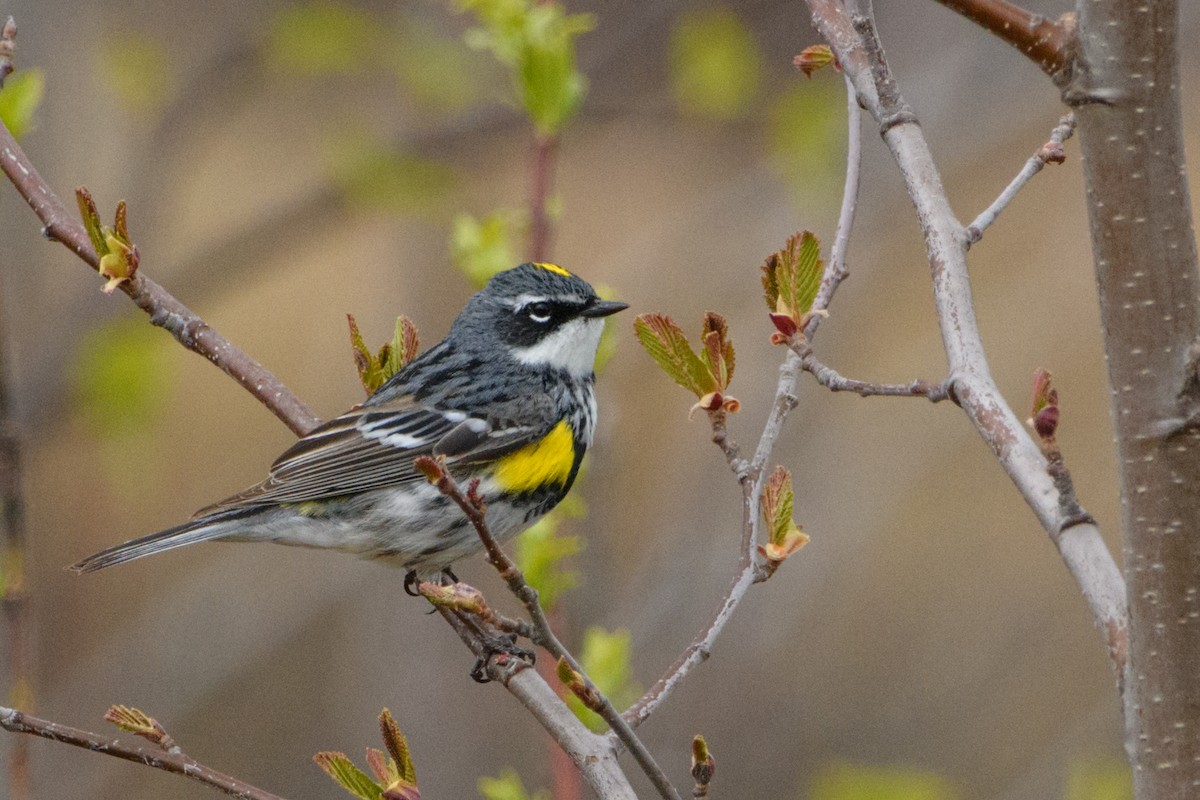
[0,119,321,437]
[966,114,1075,244]
[414,458,680,800]
[0,706,288,800]
[804,1,1128,676]
[625,71,865,730]
[929,0,1076,81]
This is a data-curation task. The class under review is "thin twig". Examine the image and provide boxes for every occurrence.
[0,706,288,800]
[529,133,557,262]
[799,346,951,401]
[805,2,1128,675]
[415,458,681,800]
[0,118,320,437]
[0,17,15,90]
[930,0,1076,81]
[966,114,1076,244]
[626,70,865,729]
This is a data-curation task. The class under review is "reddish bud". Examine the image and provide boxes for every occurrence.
[769,313,798,337]
[1034,405,1059,440]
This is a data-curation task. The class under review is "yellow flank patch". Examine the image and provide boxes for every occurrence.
[532,262,573,278]
[493,420,576,493]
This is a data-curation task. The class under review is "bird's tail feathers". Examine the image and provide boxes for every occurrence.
[68,509,257,574]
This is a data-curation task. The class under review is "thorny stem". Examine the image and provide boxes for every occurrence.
[930,0,1076,82]
[416,458,682,800]
[0,707,288,800]
[805,2,1128,676]
[0,117,320,437]
[966,114,1076,244]
[625,70,864,729]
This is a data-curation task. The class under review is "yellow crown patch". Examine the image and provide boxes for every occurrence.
[532,262,573,278]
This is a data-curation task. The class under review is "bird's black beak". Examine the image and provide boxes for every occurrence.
[580,299,630,318]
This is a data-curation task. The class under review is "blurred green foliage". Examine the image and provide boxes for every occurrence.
[0,68,43,139]
[810,763,956,800]
[768,80,844,203]
[98,33,174,116]
[456,0,593,136]
[669,8,762,120]
[515,506,582,612]
[325,128,457,216]
[269,1,377,75]
[451,211,522,288]
[269,2,481,111]
[1066,759,1132,800]
[566,626,639,733]
[71,316,175,439]
[478,767,549,800]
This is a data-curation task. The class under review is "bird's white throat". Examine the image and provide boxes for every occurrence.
[511,317,604,377]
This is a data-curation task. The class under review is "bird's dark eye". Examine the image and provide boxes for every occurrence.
[525,301,553,323]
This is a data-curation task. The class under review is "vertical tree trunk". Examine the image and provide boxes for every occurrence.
[1071,1,1200,796]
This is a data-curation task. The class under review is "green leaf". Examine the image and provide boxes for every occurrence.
[566,627,639,733]
[268,1,379,76]
[104,705,157,736]
[515,514,582,612]
[314,752,383,800]
[477,767,549,800]
[450,211,521,289]
[669,9,762,120]
[1066,759,1131,800]
[0,68,43,139]
[97,32,174,115]
[633,313,716,398]
[811,762,956,800]
[387,316,420,376]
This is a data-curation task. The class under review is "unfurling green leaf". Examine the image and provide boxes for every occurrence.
[700,312,735,390]
[0,68,44,139]
[758,466,809,569]
[478,768,550,800]
[669,9,762,120]
[314,752,384,800]
[762,230,823,341]
[349,314,419,395]
[379,709,417,785]
[75,189,139,293]
[634,313,739,412]
[691,735,716,786]
[316,710,421,800]
[455,0,593,136]
[104,705,157,736]
[794,44,836,78]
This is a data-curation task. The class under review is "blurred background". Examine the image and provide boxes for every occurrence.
[1,1,1195,797]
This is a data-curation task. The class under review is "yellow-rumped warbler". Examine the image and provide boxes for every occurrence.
[70,263,626,579]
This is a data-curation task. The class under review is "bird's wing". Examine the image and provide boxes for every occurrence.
[193,394,556,515]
